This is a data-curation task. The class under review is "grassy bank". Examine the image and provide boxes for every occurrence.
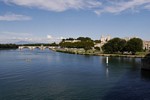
[54,48,148,58]
[96,53,145,58]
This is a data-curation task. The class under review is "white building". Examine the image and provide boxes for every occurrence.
[94,35,111,51]
[143,41,150,51]
[100,35,111,46]
[64,40,81,43]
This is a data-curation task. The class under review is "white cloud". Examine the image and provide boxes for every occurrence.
[60,37,64,39]
[2,0,150,15]
[0,32,64,43]
[4,0,101,12]
[1,31,33,37]
[0,31,32,37]
[0,13,31,21]
[0,31,33,43]
[144,4,150,9]
[47,35,52,39]
[95,0,150,15]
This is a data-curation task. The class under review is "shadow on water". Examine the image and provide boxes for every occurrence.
[140,53,150,80]
[141,70,150,81]
[101,57,150,100]
[101,57,141,70]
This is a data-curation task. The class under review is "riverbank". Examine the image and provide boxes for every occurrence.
[53,48,148,58]
[96,54,145,58]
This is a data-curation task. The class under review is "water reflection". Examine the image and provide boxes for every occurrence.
[0,50,149,100]
[101,57,141,70]
[25,58,32,62]
[106,67,109,78]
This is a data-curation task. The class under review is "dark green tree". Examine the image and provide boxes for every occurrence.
[0,44,18,49]
[125,38,143,55]
[59,37,94,51]
[94,40,101,43]
[77,37,92,41]
[66,38,74,40]
[102,38,126,53]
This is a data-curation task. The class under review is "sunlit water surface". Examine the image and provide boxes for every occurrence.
[0,49,150,100]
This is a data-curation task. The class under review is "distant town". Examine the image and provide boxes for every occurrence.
[0,35,150,58]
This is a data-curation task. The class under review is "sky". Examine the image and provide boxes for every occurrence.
[0,0,150,43]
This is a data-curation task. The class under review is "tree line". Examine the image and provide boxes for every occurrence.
[102,38,143,54]
[0,44,18,49]
[0,42,59,49]
[0,37,144,55]
[59,37,94,50]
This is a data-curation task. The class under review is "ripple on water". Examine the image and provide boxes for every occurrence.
[0,49,150,100]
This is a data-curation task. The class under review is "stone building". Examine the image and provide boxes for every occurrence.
[94,35,111,51]
[100,35,111,46]
[64,40,81,43]
[143,41,150,51]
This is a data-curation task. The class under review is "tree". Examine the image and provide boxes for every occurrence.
[125,38,143,55]
[94,47,100,51]
[118,39,127,54]
[102,38,126,53]
[59,37,94,51]
[0,44,18,49]
[49,42,59,46]
[66,38,74,40]
[77,37,92,41]
[94,40,101,43]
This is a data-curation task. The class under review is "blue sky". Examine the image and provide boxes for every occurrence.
[0,0,150,43]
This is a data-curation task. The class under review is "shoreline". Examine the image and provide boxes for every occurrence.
[54,48,146,58]
[1,48,146,58]
[96,54,145,58]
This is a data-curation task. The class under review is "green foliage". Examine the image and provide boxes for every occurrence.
[49,42,59,46]
[102,37,143,55]
[77,37,92,41]
[102,38,126,53]
[94,47,100,51]
[66,38,74,40]
[125,38,143,54]
[0,44,18,49]
[94,40,101,43]
[59,37,94,50]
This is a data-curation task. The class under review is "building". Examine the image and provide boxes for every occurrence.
[94,35,111,51]
[100,35,111,46]
[64,40,81,43]
[143,41,150,51]
[94,35,111,48]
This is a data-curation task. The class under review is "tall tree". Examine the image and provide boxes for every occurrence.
[125,38,143,55]
[102,38,126,53]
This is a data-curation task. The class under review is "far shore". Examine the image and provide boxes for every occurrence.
[53,48,148,58]
[96,54,145,58]
[0,47,147,58]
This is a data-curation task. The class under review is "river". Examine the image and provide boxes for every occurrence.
[0,49,150,100]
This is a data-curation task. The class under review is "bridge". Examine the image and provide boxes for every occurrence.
[18,45,57,50]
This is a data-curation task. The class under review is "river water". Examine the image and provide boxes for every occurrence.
[0,49,150,100]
